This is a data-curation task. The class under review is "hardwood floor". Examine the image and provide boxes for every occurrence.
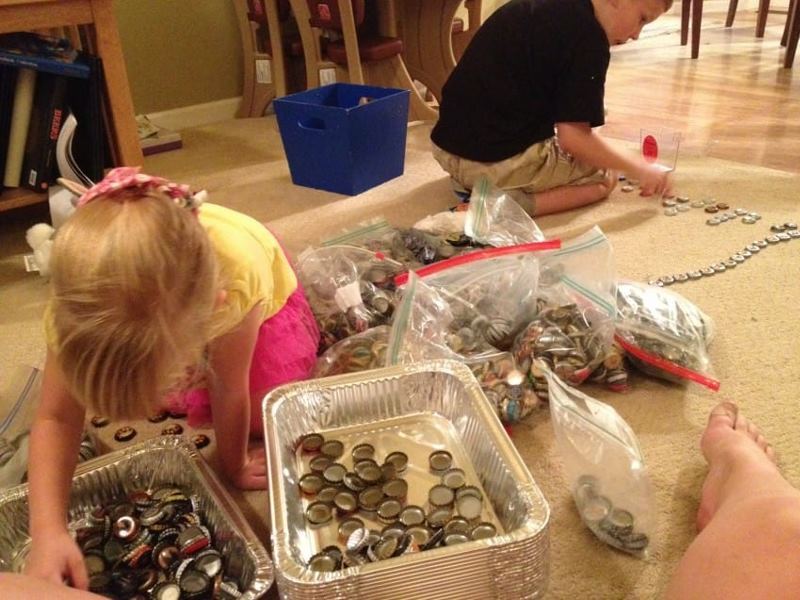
[603,5,800,173]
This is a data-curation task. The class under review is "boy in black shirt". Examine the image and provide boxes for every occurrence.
[431,0,673,216]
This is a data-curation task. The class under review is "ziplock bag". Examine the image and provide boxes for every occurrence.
[464,176,545,246]
[588,340,630,393]
[615,280,719,390]
[468,352,541,424]
[514,227,618,398]
[396,241,560,350]
[313,325,390,378]
[544,365,656,557]
[297,245,402,352]
[322,217,485,269]
[386,272,498,365]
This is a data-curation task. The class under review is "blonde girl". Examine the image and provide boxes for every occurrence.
[24,168,319,589]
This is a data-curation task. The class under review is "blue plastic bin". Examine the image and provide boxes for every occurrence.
[273,83,410,195]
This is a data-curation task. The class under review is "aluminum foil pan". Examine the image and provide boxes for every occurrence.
[264,360,550,599]
[0,436,273,599]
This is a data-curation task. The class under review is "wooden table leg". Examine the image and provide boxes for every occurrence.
[91,0,142,166]
[681,0,690,46]
[785,0,800,67]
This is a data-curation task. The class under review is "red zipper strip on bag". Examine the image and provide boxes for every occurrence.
[614,334,721,391]
[393,239,562,286]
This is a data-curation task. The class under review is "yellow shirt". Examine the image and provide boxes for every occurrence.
[44,203,297,348]
[202,202,297,338]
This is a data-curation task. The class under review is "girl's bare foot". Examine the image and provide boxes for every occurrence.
[696,402,778,531]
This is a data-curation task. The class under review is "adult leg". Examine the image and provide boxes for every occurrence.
[664,402,800,600]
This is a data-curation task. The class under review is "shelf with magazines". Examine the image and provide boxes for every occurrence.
[0,0,142,214]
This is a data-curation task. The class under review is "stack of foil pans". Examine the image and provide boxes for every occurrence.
[0,436,274,599]
[264,360,550,599]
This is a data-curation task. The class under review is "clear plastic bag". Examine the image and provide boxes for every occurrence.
[615,280,719,390]
[396,241,560,350]
[467,352,541,424]
[543,365,656,557]
[464,176,545,246]
[322,217,485,270]
[313,325,390,378]
[296,245,403,352]
[513,227,618,399]
[386,272,498,365]
[588,340,630,393]
[412,210,467,237]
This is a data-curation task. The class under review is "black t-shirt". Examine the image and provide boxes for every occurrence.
[431,0,610,162]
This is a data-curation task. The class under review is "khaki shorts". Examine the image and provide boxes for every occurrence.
[432,138,606,195]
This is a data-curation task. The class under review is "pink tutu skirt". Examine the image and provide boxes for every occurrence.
[168,284,319,436]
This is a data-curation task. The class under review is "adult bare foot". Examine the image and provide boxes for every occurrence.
[696,402,778,531]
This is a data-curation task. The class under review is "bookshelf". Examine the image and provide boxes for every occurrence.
[0,0,142,213]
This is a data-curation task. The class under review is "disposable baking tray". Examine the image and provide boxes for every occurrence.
[0,436,274,599]
[264,359,550,599]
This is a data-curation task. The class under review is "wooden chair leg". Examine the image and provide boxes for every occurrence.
[725,0,738,27]
[755,0,771,37]
[785,0,800,67]
[782,0,797,46]
[681,0,691,46]
[233,0,256,118]
[691,0,703,58]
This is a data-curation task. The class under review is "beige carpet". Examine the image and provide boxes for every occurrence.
[1,117,799,599]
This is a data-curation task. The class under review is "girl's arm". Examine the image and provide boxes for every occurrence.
[207,305,268,490]
[24,350,88,589]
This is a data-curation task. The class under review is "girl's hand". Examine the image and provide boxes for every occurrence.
[636,163,672,197]
[24,530,88,590]
[229,446,268,490]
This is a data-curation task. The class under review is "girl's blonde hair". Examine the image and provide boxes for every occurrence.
[50,190,218,419]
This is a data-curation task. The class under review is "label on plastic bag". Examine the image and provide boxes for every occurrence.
[334,281,362,311]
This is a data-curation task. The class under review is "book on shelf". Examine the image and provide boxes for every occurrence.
[0,66,19,192]
[2,67,36,189]
[21,72,69,192]
[0,32,91,79]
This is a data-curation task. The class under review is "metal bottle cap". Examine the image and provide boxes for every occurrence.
[426,506,453,529]
[380,522,407,540]
[384,451,408,473]
[320,439,344,459]
[580,495,612,524]
[382,478,408,499]
[455,486,483,502]
[470,522,498,541]
[354,459,382,483]
[406,525,432,547]
[351,443,375,461]
[334,490,359,514]
[398,505,426,527]
[441,468,467,490]
[428,484,455,507]
[428,450,453,473]
[322,462,347,485]
[317,485,340,504]
[343,472,367,492]
[308,551,339,572]
[299,433,325,453]
[443,517,471,536]
[377,498,403,523]
[305,501,333,526]
[338,517,365,543]
[443,532,470,546]
[357,486,384,512]
[309,455,332,473]
[456,494,483,521]
[298,473,324,496]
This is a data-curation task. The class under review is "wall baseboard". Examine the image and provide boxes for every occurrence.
[144,97,242,132]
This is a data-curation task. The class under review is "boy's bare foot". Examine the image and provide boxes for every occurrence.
[696,402,778,531]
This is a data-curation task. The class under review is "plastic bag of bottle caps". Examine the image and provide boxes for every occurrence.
[401,241,561,351]
[467,352,541,424]
[386,273,499,365]
[544,366,656,557]
[614,280,719,391]
[322,218,487,270]
[314,326,390,378]
[297,246,404,353]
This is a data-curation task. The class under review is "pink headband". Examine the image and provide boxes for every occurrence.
[77,167,205,211]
